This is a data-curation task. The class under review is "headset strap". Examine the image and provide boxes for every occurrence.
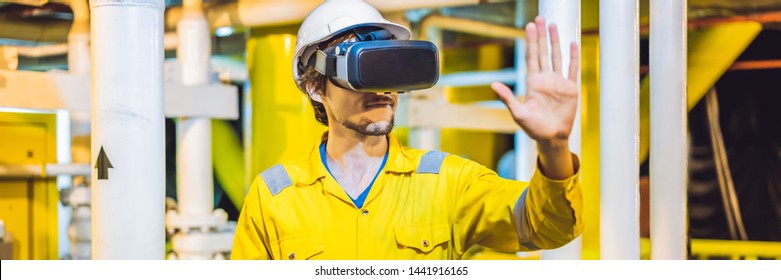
[310,27,393,76]
[314,50,337,76]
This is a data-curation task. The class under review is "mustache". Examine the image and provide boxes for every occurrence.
[364,95,396,107]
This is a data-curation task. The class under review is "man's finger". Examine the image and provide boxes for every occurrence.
[525,22,540,74]
[491,82,526,120]
[535,16,550,72]
[568,42,580,83]
[549,23,563,74]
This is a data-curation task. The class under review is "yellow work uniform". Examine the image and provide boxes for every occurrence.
[231,134,583,260]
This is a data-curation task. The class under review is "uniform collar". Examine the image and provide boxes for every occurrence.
[298,132,416,186]
[384,133,417,173]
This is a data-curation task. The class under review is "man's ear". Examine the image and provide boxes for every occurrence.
[306,84,323,103]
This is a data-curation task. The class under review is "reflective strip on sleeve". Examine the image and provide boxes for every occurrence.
[416,151,448,174]
[514,188,540,250]
[261,164,293,196]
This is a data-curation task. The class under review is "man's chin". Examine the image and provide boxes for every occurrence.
[344,119,394,136]
[364,121,393,135]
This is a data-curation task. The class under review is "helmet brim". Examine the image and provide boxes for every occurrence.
[293,22,411,92]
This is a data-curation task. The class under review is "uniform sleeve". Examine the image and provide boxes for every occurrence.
[451,154,583,254]
[230,178,272,260]
[515,154,584,250]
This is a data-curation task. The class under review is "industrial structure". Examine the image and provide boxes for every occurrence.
[1,0,780,260]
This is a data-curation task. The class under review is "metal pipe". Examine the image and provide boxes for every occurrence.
[163,32,178,50]
[7,32,218,57]
[176,0,213,220]
[164,0,499,31]
[514,0,536,194]
[409,18,446,151]
[56,110,73,259]
[437,69,517,87]
[420,15,526,40]
[68,0,90,74]
[599,0,640,260]
[167,0,235,260]
[539,0,582,260]
[15,44,69,58]
[0,18,71,43]
[650,0,687,260]
[412,6,523,151]
[90,0,165,259]
[0,163,91,178]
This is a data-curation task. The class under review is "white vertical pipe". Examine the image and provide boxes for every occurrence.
[599,0,640,259]
[176,0,213,217]
[409,128,440,151]
[514,0,536,183]
[650,0,687,260]
[67,0,92,159]
[410,24,442,151]
[63,0,90,260]
[68,0,90,75]
[56,110,72,259]
[91,0,165,259]
[539,0,582,260]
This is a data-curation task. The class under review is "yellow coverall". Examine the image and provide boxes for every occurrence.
[231,133,583,260]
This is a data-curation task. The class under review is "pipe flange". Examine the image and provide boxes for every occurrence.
[69,186,91,207]
[165,208,229,234]
[169,230,235,260]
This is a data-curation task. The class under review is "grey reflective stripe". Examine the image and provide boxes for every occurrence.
[515,188,540,250]
[261,164,293,196]
[416,151,448,174]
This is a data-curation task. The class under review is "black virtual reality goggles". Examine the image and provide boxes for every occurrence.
[309,28,440,94]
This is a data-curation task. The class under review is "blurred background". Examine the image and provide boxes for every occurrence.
[0,0,779,260]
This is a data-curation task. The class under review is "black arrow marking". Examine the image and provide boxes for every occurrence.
[95,146,114,180]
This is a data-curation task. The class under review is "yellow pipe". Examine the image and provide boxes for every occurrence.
[639,238,781,259]
[212,120,246,208]
[165,0,492,32]
[691,239,781,259]
[580,34,601,260]
[420,15,526,40]
[246,25,327,184]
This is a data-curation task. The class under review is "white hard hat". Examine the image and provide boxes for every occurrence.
[293,0,411,92]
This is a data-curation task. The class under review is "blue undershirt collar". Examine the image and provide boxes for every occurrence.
[320,140,389,209]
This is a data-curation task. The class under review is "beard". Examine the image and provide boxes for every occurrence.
[343,116,395,136]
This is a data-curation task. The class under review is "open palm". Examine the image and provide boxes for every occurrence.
[492,17,579,142]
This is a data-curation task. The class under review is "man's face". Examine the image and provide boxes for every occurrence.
[321,79,397,136]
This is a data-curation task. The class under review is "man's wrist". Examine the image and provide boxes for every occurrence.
[536,138,574,180]
[537,138,569,154]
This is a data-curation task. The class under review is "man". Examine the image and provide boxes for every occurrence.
[231,0,582,260]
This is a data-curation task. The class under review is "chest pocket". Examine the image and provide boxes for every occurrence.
[276,237,324,260]
[394,223,450,258]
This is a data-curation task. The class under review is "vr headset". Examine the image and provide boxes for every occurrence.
[309,28,439,94]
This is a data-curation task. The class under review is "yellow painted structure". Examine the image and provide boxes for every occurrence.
[689,239,781,260]
[580,34,601,260]
[246,26,327,187]
[0,111,59,260]
[440,38,517,260]
[640,238,781,260]
[581,22,762,259]
[638,22,762,162]
[441,41,511,170]
[212,119,246,208]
